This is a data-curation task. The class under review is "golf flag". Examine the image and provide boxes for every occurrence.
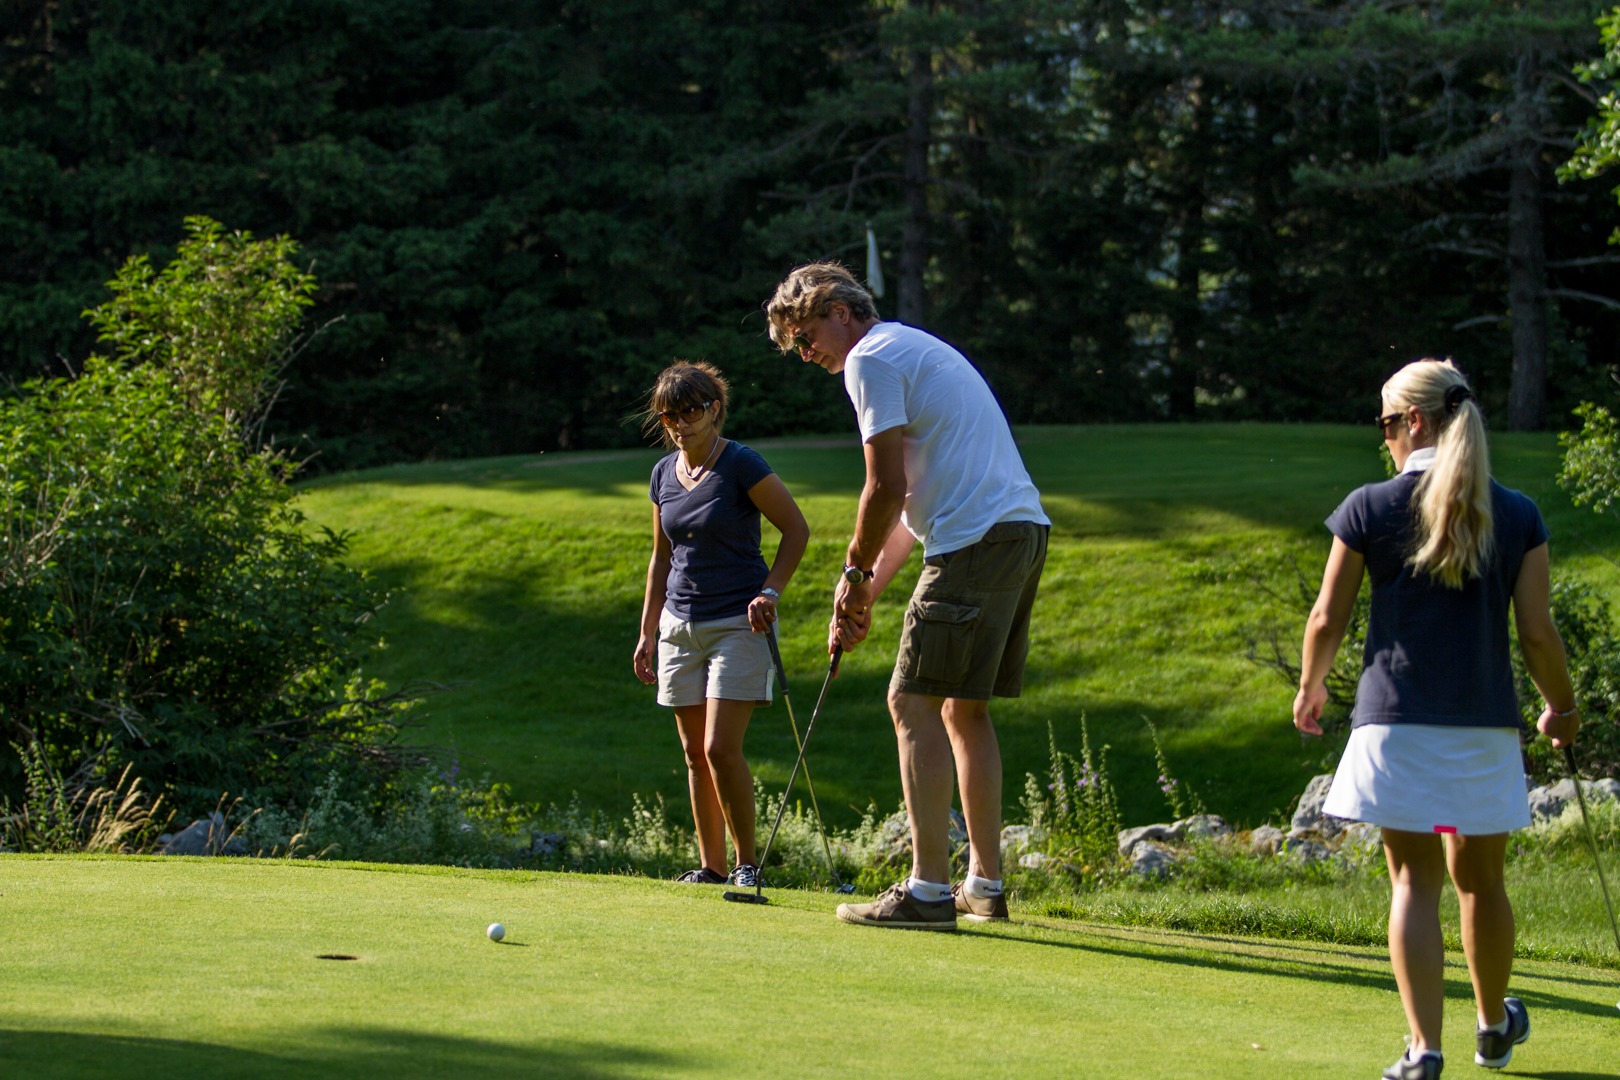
[866,224,885,298]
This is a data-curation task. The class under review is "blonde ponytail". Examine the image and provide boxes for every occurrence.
[1383,359,1494,588]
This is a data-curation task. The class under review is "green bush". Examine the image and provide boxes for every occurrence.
[1515,576,1620,784]
[247,766,533,867]
[0,219,421,818]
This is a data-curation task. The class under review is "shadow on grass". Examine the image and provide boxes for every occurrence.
[0,1027,682,1080]
[975,920,1620,1025]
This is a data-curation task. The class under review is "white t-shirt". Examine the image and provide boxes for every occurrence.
[844,322,1048,556]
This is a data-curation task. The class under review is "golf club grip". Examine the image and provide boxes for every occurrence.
[766,623,789,694]
[830,645,842,677]
[1564,743,1578,774]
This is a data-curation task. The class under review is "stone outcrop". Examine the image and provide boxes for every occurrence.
[1527,777,1620,823]
[158,812,248,856]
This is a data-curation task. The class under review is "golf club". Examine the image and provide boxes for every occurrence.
[723,645,845,905]
[761,623,848,892]
[1563,744,1620,955]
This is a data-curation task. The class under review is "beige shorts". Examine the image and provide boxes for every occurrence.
[891,521,1048,700]
[657,609,775,707]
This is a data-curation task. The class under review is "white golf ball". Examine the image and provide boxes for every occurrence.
[487,922,505,942]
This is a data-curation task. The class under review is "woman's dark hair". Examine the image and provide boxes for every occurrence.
[641,360,730,449]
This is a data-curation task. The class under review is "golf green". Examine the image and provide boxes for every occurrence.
[2,856,1616,1078]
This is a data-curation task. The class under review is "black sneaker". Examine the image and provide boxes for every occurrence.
[727,863,763,888]
[674,867,726,884]
[835,881,956,931]
[1382,1050,1442,1080]
[1475,997,1530,1068]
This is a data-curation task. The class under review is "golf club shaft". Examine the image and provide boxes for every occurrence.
[766,627,842,887]
[755,646,843,889]
[1564,745,1620,954]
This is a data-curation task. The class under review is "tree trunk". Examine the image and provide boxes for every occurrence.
[1506,49,1549,432]
[1166,208,1202,420]
[898,16,932,325]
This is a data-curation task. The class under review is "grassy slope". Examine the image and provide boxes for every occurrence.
[295,424,1617,830]
[2,856,1616,1079]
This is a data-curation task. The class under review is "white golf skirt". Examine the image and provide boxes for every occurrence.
[1323,723,1531,836]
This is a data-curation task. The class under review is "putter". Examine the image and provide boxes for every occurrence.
[760,624,848,892]
[723,645,845,905]
[1563,744,1620,955]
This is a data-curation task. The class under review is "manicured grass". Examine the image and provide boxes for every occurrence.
[3,855,1617,1079]
[295,424,1618,831]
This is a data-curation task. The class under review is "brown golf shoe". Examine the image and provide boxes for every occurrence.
[952,881,1009,922]
[836,881,956,931]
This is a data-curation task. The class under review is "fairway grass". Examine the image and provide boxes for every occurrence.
[3,856,1617,1079]
[293,424,1619,833]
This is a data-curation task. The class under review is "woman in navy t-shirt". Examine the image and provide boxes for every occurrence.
[633,361,808,888]
[1293,359,1579,1080]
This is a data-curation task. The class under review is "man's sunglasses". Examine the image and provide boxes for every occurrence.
[658,401,712,426]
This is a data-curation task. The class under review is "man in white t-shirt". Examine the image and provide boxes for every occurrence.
[766,261,1050,930]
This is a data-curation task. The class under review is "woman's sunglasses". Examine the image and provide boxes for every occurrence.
[658,401,712,426]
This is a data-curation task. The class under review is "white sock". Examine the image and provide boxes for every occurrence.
[1408,1048,1442,1063]
[1480,1014,1510,1034]
[964,873,1003,898]
[906,877,952,903]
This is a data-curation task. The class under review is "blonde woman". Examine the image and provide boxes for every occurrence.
[633,361,808,889]
[1294,359,1579,1080]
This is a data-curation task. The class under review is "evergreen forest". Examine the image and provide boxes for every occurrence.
[5,1,1620,470]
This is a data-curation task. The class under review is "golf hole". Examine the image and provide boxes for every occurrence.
[316,954,360,961]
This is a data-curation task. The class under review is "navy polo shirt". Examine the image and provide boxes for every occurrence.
[651,441,773,621]
[1327,472,1548,730]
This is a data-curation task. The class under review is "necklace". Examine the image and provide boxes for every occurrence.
[680,436,722,482]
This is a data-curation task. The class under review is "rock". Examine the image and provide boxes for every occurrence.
[1528,777,1620,823]
[1291,774,1350,841]
[1117,823,1173,857]
[1000,824,1035,857]
[160,812,248,857]
[875,808,968,863]
[1019,851,1051,871]
[1169,814,1231,841]
[1128,842,1177,878]
[1335,821,1382,858]
[1247,825,1285,857]
[1280,836,1330,864]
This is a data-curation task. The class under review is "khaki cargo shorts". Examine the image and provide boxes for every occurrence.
[890,520,1048,700]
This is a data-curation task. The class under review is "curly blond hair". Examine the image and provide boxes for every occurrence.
[764,261,879,353]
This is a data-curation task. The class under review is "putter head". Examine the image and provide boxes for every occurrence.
[836,883,856,894]
[721,890,769,905]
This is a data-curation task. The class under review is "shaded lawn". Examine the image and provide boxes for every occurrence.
[295,424,1619,830]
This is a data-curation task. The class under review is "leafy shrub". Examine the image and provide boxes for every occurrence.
[1514,577,1620,784]
[85,215,316,435]
[247,766,532,867]
[0,219,422,817]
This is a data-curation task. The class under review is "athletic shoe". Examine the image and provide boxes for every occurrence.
[727,863,763,888]
[1475,997,1530,1068]
[674,867,726,884]
[951,881,1009,922]
[836,882,956,931]
[1382,1050,1442,1079]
